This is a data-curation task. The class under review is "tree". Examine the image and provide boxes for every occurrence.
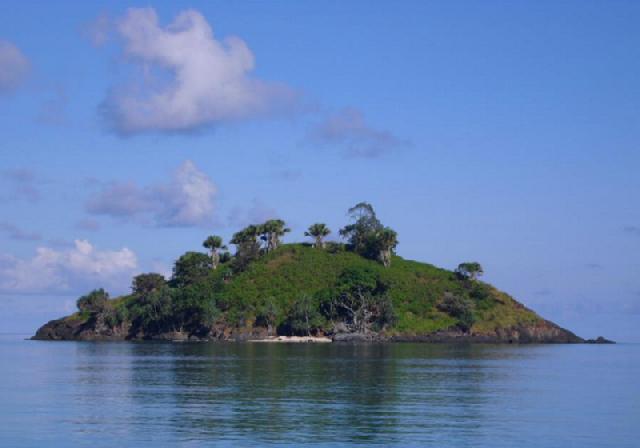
[171,252,213,287]
[305,223,331,248]
[257,297,280,336]
[202,235,227,270]
[373,227,398,267]
[230,225,262,271]
[131,273,166,296]
[455,262,484,281]
[260,219,290,253]
[288,294,323,336]
[77,289,109,313]
[171,283,218,334]
[339,202,398,266]
[321,267,396,333]
[128,284,173,335]
[339,202,383,256]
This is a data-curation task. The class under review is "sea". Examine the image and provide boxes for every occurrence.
[0,334,638,447]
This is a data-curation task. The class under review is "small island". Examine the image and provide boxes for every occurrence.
[33,203,589,343]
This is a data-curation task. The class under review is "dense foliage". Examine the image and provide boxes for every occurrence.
[63,203,542,339]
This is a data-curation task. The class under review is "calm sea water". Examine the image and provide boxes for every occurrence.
[0,334,637,447]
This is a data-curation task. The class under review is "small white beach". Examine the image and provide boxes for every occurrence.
[249,336,332,343]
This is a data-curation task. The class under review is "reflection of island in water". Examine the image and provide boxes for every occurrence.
[68,343,517,445]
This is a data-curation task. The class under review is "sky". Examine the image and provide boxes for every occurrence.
[0,0,638,341]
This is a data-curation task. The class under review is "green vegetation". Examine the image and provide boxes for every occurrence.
[59,203,544,340]
[304,223,331,248]
[455,262,484,281]
[202,235,227,270]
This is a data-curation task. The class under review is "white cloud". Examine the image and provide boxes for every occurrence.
[100,8,297,134]
[86,160,217,227]
[308,108,410,158]
[0,39,30,93]
[0,240,137,294]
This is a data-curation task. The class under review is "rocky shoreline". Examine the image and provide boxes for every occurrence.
[32,316,607,344]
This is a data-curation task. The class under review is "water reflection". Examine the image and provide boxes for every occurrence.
[67,343,517,445]
[3,338,637,447]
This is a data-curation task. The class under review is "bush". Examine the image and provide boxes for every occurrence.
[171,252,212,287]
[286,294,325,336]
[437,292,475,332]
[77,289,109,313]
[132,273,166,296]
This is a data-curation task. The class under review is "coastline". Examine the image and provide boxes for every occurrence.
[248,336,332,343]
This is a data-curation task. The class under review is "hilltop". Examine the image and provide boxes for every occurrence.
[33,203,583,343]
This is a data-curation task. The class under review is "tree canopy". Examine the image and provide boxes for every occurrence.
[305,223,331,248]
[455,262,484,281]
[77,288,110,313]
[171,252,213,287]
[339,202,398,266]
[203,235,227,269]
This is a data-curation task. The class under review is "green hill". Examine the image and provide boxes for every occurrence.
[32,243,581,343]
[33,203,583,343]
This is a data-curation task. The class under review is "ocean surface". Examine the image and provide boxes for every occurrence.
[0,334,638,447]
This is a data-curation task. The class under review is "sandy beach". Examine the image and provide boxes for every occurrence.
[249,336,332,343]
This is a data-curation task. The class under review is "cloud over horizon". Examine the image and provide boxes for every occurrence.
[100,8,298,134]
[307,108,410,158]
[86,160,217,227]
[0,39,30,93]
[0,239,137,294]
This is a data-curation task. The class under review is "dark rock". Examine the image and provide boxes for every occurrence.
[389,320,584,344]
[332,332,383,343]
[585,336,615,344]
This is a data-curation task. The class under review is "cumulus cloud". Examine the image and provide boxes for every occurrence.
[308,108,410,158]
[100,8,297,134]
[86,160,217,227]
[0,39,30,93]
[0,240,137,294]
[0,222,41,241]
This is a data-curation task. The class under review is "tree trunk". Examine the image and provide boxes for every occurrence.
[379,249,391,267]
[211,251,220,270]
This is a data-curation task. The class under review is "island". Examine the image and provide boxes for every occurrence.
[33,202,590,343]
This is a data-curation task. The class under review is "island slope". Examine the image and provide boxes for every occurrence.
[33,244,582,343]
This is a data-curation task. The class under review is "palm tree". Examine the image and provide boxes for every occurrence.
[305,223,331,248]
[376,227,398,268]
[260,219,290,253]
[202,235,226,270]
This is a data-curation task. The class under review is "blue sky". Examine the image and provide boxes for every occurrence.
[0,1,638,341]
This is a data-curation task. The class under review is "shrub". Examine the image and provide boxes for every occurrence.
[76,289,109,313]
[437,292,475,332]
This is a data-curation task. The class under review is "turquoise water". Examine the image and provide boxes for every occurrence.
[0,335,638,447]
